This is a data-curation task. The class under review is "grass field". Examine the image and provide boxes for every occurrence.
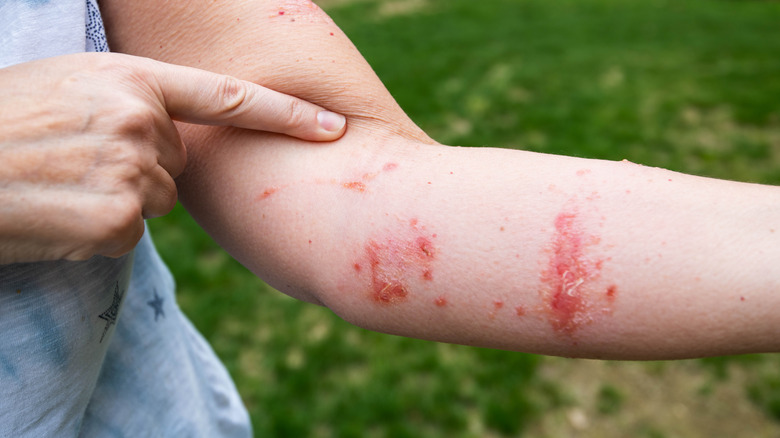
[148,0,780,436]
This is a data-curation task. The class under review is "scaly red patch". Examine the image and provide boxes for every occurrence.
[357,219,437,306]
[540,209,615,334]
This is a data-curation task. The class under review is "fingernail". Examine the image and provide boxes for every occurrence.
[317,111,346,132]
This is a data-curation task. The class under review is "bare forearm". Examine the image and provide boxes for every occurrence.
[171,125,780,359]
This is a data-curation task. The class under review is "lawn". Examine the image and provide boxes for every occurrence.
[148,0,780,436]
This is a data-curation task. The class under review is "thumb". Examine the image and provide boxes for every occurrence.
[145,58,346,141]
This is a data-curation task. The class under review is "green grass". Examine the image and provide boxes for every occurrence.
[148,0,780,436]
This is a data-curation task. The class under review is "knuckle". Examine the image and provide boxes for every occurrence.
[84,196,143,257]
[154,179,179,218]
[214,75,248,117]
[284,98,309,129]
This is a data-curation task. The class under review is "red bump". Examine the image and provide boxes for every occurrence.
[493,300,504,310]
[606,285,617,300]
[422,270,433,281]
[515,305,526,317]
[434,296,447,307]
[417,237,434,257]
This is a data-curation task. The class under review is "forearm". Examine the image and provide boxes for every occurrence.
[101,0,780,359]
[167,124,780,359]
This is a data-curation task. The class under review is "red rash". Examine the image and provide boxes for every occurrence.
[343,181,366,192]
[258,187,279,200]
[358,220,437,306]
[540,209,613,334]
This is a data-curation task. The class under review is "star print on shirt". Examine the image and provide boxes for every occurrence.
[147,289,165,322]
[98,282,124,343]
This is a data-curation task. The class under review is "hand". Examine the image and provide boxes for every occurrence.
[0,52,346,263]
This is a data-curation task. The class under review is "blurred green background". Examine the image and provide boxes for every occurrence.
[148,0,780,436]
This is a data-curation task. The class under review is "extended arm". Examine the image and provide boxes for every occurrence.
[101,0,780,359]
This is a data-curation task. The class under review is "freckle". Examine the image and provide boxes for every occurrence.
[434,296,447,307]
[515,305,526,317]
[771,229,775,233]
[500,226,505,232]
[290,18,296,22]
[16,289,21,294]
[159,44,163,49]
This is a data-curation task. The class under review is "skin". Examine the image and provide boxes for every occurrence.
[0,52,345,263]
[100,0,780,360]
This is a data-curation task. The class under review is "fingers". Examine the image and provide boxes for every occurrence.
[147,60,347,141]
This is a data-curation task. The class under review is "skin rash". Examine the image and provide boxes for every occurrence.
[353,219,437,306]
[540,207,617,335]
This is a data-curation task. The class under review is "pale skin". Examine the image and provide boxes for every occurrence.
[0,52,345,263]
[99,0,780,360]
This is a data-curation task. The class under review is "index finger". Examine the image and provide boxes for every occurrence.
[144,58,346,141]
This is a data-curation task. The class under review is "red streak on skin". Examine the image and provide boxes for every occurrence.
[343,181,366,192]
[434,296,447,307]
[258,187,279,200]
[541,210,610,334]
[359,222,437,306]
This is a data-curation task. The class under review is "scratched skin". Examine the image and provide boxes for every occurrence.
[540,208,617,334]
[353,220,437,305]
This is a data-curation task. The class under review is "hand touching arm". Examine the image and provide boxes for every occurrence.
[101,0,780,359]
[0,51,345,262]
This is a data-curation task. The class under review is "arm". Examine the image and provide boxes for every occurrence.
[101,0,780,360]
